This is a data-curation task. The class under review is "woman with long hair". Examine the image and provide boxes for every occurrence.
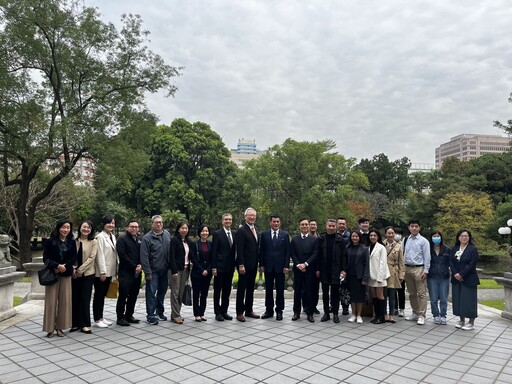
[346,231,370,324]
[368,229,390,324]
[93,215,118,328]
[190,224,213,321]
[70,220,97,334]
[169,221,196,324]
[427,230,451,325]
[449,229,480,331]
[382,226,404,323]
[42,219,77,337]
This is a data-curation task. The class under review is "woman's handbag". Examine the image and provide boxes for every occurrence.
[106,278,119,299]
[182,278,192,306]
[38,261,59,286]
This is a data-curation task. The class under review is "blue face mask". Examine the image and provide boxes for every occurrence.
[432,237,441,245]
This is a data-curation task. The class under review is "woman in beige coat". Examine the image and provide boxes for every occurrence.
[70,220,97,334]
[383,226,404,323]
[93,215,118,328]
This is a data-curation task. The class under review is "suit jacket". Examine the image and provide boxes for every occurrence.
[191,240,212,279]
[259,229,290,273]
[449,244,480,287]
[236,223,259,271]
[317,233,348,284]
[75,238,97,277]
[369,242,390,283]
[290,234,318,268]
[169,236,196,274]
[211,228,236,273]
[43,237,77,277]
[347,244,370,282]
[95,231,118,277]
[116,234,141,275]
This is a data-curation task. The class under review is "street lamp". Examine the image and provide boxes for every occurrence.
[498,219,512,257]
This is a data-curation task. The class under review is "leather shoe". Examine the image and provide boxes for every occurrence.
[80,328,92,334]
[222,313,233,320]
[276,312,283,321]
[126,316,140,324]
[246,312,260,319]
[342,309,349,316]
[261,312,273,319]
[116,318,131,327]
[307,315,315,323]
[292,313,300,321]
[333,315,340,323]
[321,314,330,322]
[215,314,225,321]
[236,314,246,322]
[69,327,80,333]
[313,308,320,315]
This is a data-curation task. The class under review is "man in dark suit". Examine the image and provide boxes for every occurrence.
[290,218,318,323]
[211,213,237,321]
[259,215,290,321]
[357,217,370,246]
[235,207,260,322]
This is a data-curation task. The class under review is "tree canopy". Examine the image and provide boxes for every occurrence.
[0,0,180,263]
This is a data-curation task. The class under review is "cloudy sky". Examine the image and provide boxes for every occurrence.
[92,0,512,165]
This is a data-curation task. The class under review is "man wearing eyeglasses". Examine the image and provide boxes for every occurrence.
[140,215,171,325]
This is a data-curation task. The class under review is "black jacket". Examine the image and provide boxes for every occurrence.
[449,244,480,287]
[429,244,450,279]
[169,236,196,274]
[191,240,212,279]
[346,244,370,283]
[43,237,77,277]
[116,234,141,275]
[290,234,318,268]
[211,228,236,273]
[318,233,348,284]
[235,223,259,271]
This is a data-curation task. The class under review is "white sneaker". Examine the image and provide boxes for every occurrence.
[405,314,418,321]
[348,315,356,323]
[434,316,441,324]
[461,323,474,331]
[101,318,113,325]
[417,316,425,325]
[93,320,108,328]
[356,316,363,324]
[440,317,447,325]
[398,310,405,317]
[455,321,465,329]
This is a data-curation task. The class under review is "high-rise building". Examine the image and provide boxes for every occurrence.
[230,139,263,168]
[235,139,257,154]
[435,134,511,168]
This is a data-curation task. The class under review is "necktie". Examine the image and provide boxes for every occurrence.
[273,231,277,240]
[251,226,257,241]
[227,231,232,246]
[302,235,306,240]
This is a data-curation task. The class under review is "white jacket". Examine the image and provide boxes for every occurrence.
[369,242,390,283]
[95,231,118,277]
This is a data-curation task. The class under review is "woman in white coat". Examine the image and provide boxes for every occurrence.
[368,229,390,324]
[93,215,118,328]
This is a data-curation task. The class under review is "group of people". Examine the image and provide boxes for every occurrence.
[41,209,480,337]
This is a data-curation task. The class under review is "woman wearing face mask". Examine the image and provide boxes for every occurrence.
[427,231,451,325]
[382,226,404,323]
[449,229,480,331]
[190,224,212,321]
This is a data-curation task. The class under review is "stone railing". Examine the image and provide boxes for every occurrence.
[494,273,512,320]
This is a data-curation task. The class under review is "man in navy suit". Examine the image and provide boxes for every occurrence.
[235,207,260,322]
[259,215,290,321]
[211,213,237,321]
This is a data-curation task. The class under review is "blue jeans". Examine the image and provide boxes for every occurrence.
[145,270,168,320]
[386,288,396,315]
[427,276,449,317]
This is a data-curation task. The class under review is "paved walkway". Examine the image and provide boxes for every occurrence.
[1,294,511,384]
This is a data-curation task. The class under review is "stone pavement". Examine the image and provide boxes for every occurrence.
[1,296,511,384]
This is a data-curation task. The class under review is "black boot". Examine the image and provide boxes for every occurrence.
[370,298,379,324]
[375,299,386,324]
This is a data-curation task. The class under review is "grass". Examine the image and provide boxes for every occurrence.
[481,299,505,311]
[13,296,23,307]
[479,279,502,289]
[20,276,32,283]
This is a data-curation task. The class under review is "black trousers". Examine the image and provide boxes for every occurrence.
[72,274,94,328]
[236,268,257,315]
[116,270,142,320]
[312,274,320,310]
[322,282,340,315]
[213,270,234,315]
[264,268,285,314]
[93,276,112,321]
[293,268,314,315]
[192,275,212,316]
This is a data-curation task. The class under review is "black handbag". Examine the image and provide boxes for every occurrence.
[182,278,192,306]
[38,261,59,286]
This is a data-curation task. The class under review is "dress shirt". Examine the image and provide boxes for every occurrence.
[403,234,431,273]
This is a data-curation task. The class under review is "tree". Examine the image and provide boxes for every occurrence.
[240,139,369,232]
[434,192,495,247]
[0,1,180,264]
[141,118,240,228]
[357,153,411,200]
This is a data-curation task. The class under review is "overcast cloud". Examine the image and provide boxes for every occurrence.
[92,0,512,165]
